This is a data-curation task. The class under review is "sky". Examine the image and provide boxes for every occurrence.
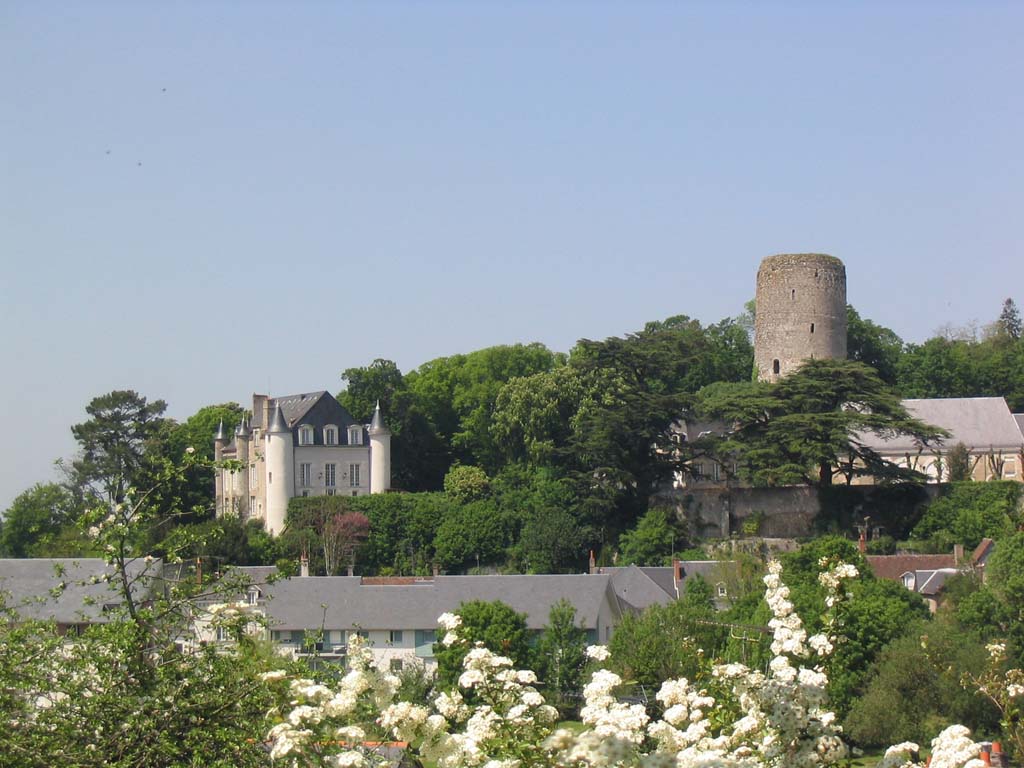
[1,1,1021,511]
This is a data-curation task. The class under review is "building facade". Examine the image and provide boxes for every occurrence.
[215,392,391,535]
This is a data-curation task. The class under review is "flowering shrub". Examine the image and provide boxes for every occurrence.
[266,558,999,768]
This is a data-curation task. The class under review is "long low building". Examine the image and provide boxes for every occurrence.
[210,567,675,670]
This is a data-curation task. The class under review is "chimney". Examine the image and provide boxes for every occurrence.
[300,554,309,578]
[858,530,867,554]
[953,543,964,565]
[432,562,440,577]
[589,550,597,574]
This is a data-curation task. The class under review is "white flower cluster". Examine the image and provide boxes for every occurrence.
[267,563,992,768]
[265,634,401,765]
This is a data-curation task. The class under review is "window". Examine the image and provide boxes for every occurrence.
[249,495,255,512]
[216,626,228,642]
[772,359,780,375]
[325,463,336,487]
[810,323,815,333]
[249,464,257,484]
[791,289,795,300]
[324,425,338,445]
[349,426,362,445]
[247,588,259,606]
[349,463,361,487]
[389,630,403,644]
[300,462,312,487]
[302,490,309,497]
[351,490,358,497]
[299,425,314,445]
[390,658,404,672]
[327,489,336,496]
[711,462,721,482]
[716,582,728,598]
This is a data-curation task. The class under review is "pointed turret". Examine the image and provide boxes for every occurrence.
[268,402,290,434]
[369,400,390,435]
[264,401,293,536]
[215,420,229,442]
[235,417,251,438]
[368,401,392,494]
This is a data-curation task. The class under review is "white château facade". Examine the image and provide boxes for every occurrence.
[215,392,391,535]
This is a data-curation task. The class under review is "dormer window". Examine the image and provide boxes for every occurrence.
[298,425,314,445]
[324,425,338,445]
[716,582,728,598]
[348,426,362,445]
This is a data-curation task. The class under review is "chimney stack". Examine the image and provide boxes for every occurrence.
[589,550,597,574]
[300,554,309,578]
[858,530,867,554]
[954,543,965,565]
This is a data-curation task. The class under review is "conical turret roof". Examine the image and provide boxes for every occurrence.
[214,419,229,442]
[268,402,290,434]
[235,417,251,438]
[368,400,390,435]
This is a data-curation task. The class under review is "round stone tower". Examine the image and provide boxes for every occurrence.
[754,253,847,382]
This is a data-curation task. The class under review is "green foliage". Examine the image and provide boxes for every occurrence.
[433,500,508,571]
[534,600,588,716]
[947,442,973,482]
[912,481,1021,551]
[618,507,686,566]
[846,305,904,385]
[608,598,724,690]
[70,389,169,504]
[697,360,948,486]
[443,464,491,504]
[843,624,998,748]
[0,482,83,557]
[339,358,406,423]
[434,600,533,689]
[816,484,934,540]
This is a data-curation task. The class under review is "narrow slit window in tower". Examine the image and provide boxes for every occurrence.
[810,323,815,333]
[772,359,780,375]
[791,289,795,300]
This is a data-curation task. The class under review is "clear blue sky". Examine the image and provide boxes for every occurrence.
[2,1,1021,511]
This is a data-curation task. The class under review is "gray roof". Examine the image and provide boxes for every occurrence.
[268,402,290,433]
[0,558,158,624]
[236,418,251,437]
[369,401,389,435]
[250,573,620,632]
[1015,414,1024,441]
[273,391,331,427]
[605,566,675,611]
[215,419,228,441]
[859,397,1023,453]
[914,568,960,596]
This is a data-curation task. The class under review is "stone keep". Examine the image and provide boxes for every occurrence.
[754,253,847,382]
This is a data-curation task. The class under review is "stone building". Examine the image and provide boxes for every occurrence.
[754,253,847,381]
[215,392,391,536]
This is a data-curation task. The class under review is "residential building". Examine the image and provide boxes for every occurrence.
[215,392,391,535]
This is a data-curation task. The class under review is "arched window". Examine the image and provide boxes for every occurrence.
[298,425,314,445]
[324,425,338,445]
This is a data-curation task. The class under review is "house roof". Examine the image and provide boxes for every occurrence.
[0,558,158,624]
[866,553,957,581]
[1015,414,1024,440]
[601,566,675,611]
[859,397,1023,454]
[245,572,620,632]
[915,568,960,596]
[273,392,332,427]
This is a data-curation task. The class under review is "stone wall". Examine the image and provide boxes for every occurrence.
[657,483,942,540]
[754,253,847,382]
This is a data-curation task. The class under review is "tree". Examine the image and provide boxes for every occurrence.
[322,511,371,576]
[433,500,507,572]
[997,298,1022,340]
[0,483,82,557]
[846,305,904,384]
[433,600,532,688]
[697,359,947,486]
[443,465,491,504]
[912,482,1021,551]
[534,600,587,716]
[618,506,686,566]
[70,390,168,504]
[283,496,371,575]
[947,442,973,482]
[338,359,407,423]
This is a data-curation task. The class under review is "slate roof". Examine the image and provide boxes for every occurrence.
[859,397,1023,453]
[915,568,960,596]
[865,553,957,581]
[601,566,675,611]
[273,392,332,427]
[0,558,158,624]
[243,572,621,632]
[1015,414,1024,440]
